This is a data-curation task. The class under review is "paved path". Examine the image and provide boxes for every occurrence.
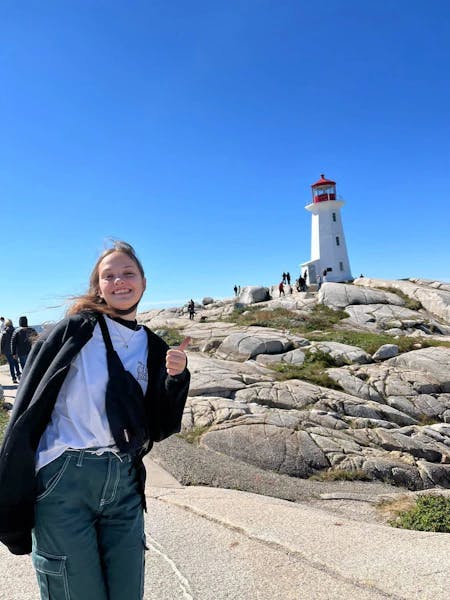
[0,367,448,599]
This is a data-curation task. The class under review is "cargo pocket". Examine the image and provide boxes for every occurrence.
[36,455,71,502]
[32,551,69,600]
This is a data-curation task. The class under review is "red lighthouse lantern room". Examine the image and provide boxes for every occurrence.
[311,174,336,203]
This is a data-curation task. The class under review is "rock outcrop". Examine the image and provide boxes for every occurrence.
[140,277,450,490]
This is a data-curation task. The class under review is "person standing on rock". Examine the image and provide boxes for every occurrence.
[282,272,286,284]
[0,319,21,383]
[233,285,238,296]
[188,299,195,320]
[0,240,191,600]
[286,272,291,285]
[278,281,285,296]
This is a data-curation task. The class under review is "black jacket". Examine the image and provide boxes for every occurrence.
[0,326,14,355]
[0,311,190,555]
[10,326,38,356]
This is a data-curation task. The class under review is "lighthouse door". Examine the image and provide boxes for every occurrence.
[308,264,316,287]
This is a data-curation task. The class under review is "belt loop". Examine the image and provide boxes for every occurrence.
[76,449,85,467]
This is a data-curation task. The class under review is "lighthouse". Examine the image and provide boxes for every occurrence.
[301,174,352,285]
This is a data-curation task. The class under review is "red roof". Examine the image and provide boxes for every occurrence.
[311,174,336,188]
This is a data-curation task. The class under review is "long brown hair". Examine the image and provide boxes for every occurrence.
[67,241,145,317]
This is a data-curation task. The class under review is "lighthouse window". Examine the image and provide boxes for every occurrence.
[332,212,336,222]
[339,261,344,271]
[336,236,340,246]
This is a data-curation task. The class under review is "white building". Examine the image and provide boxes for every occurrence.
[301,174,352,285]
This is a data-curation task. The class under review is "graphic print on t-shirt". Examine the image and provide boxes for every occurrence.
[136,361,148,383]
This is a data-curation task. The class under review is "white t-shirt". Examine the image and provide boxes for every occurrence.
[36,316,149,472]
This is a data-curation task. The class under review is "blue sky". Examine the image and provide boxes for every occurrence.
[1,0,449,325]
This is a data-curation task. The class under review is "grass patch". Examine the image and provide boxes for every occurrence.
[268,350,343,390]
[381,494,450,532]
[378,287,423,311]
[225,304,348,334]
[0,406,9,444]
[417,414,442,426]
[310,468,371,482]
[154,327,185,347]
[305,330,450,355]
[178,425,210,445]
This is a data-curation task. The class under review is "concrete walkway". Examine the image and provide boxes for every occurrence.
[0,366,448,599]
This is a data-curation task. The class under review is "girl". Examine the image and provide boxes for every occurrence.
[0,241,190,600]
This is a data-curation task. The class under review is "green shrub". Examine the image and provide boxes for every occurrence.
[417,414,442,426]
[269,350,343,390]
[305,330,450,355]
[178,425,210,445]
[390,495,450,532]
[379,287,423,311]
[155,327,185,347]
[225,304,348,334]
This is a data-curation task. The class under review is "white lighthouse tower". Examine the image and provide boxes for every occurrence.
[301,174,352,285]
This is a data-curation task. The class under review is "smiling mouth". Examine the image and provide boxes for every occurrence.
[113,289,132,295]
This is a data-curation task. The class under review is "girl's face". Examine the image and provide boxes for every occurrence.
[97,251,146,316]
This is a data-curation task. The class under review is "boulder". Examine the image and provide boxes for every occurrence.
[372,344,399,361]
[387,347,450,390]
[182,396,260,429]
[309,341,372,365]
[354,278,450,325]
[187,353,272,398]
[201,417,329,477]
[319,282,404,310]
[255,349,306,366]
[237,286,270,305]
[343,304,426,329]
[216,332,293,361]
[202,297,214,306]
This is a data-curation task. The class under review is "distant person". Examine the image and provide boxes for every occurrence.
[282,272,286,284]
[299,276,307,292]
[0,317,5,333]
[0,240,190,599]
[360,273,364,278]
[278,282,285,296]
[286,272,291,285]
[233,285,238,296]
[11,315,38,369]
[188,299,195,320]
[303,270,307,281]
[0,319,21,384]
[238,285,241,294]
[316,274,322,291]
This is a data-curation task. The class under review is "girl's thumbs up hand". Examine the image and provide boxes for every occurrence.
[166,337,191,376]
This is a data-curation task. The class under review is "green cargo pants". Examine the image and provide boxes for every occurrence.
[32,449,145,600]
